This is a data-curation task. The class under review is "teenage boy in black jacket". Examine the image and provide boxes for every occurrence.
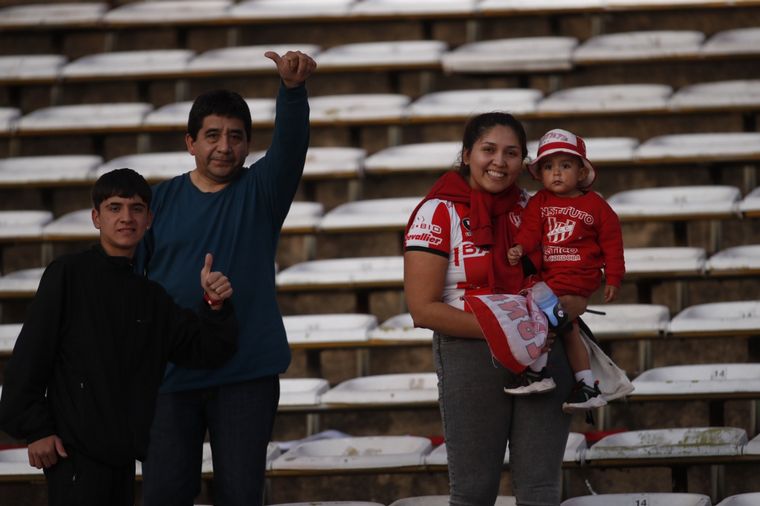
[0,168,238,505]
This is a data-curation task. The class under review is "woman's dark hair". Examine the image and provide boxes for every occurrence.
[457,112,528,177]
[92,168,152,209]
[187,89,252,142]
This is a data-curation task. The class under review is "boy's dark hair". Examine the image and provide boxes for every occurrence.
[92,168,152,209]
[458,112,528,177]
[187,89,252,142]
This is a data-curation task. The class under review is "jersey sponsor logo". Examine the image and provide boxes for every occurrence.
[546,216,575,244]
[453,242,488,265]
[408,215,444,246]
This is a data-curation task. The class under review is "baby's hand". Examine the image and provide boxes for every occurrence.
[604,285,618,303]
[507,245,524,266]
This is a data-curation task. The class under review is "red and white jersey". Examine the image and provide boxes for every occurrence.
[515,189,625,297]
[405,193,530,310]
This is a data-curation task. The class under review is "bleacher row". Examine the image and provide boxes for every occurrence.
[1,80,760,145]
[0,27,758,87]
[1,0,759,503]
[2,0,759,29]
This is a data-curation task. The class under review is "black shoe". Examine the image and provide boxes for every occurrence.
[504,368,557,395]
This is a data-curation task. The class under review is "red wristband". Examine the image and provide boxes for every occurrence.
[203,292,222,307]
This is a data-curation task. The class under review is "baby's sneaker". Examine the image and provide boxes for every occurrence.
[562,380,607,413]
[504,368,556,395]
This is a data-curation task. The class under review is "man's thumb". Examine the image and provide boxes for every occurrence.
[203,253,213,275]
[55,437,68,458]
[264,51,281,64]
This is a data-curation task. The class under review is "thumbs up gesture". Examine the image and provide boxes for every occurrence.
[264,50,317,89]
[200,253,233,309]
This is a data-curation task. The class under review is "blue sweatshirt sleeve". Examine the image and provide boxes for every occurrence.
[252,83,310,227]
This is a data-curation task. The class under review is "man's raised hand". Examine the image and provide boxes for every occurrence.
[264,50,317,89]
[200,253,233,308]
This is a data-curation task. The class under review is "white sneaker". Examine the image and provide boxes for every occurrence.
[504,369,557,395]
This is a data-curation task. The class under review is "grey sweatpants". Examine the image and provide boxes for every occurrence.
[433,333,573,506]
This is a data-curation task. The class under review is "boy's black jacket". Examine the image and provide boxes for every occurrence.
[0,245,237,466]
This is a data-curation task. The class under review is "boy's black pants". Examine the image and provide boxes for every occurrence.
[43,448,135,506]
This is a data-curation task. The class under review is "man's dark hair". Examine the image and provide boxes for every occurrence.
[92,168,152,209]
[187,89,252,141]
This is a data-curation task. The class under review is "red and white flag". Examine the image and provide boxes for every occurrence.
[464,292,549,374]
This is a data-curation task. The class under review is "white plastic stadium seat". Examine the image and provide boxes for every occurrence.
[668,300,760,337]
[425,433,585,466]
[316,40,446,70]
[351,0,476,16]
[104,0,232,24]
[562,493,711,506]
[743,434,760,456]
[607,186,741,220]
[281,201,324,234]
[230,0,354,19]
[368,313,434,342]
[0,448,43,477]
[706,245,760,274]
[390,496,516,506]
[739,187,760,217]
[0,324,22,355]
[528,137,638,165]
[309,94,410,124]
[188,44,322,74]
[585,427,747,461]
[635,133,760,162]
[301,147,365,179]
[606,0,717,6]
[0,267,45,298]
[0,211,54,241]
[631,364,760,398]
[717,492,760,506]
[442,37,577,73]
[18,103,152,132]
[319,197,421,233]
[0,2,106,28]
[573,31,704,63]
[42,209,97,241]
[270,435,432,471]
[623,247,706,276]
[581,304,669,339]
[97,152,191,181]
[282,313,377,344]
[144,98,275,128]
[0,55,66,82]
[537,84,672,114]
[409,89,543,118]
[271,502,383,506]
[480,0,603,11]
[670,80,760,110]
[62,50,194,79]
[0,108,21,134]
[701,28,760,57]
[364,142,460,175]
[321,373,438,405]
[276,257,404,289]
[0,155,101,187]
[279,378,330,407]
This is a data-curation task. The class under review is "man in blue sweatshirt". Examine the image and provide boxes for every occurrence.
[137,50,316,505]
